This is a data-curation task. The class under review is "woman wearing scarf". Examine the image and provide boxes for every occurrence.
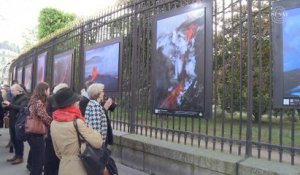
[50,87,102,175]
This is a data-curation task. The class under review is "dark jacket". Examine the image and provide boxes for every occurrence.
[79,96,89,116]
[7,94,29,128]
[46,95,57,118]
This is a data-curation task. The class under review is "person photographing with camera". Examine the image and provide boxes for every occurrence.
[84,83,113,143]
[84,83,118,175]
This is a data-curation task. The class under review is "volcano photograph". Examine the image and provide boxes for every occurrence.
[84,42,120,92]
[24,63,32,92]
[152,7,206,115]
[53,51,73,86]
[36,52,46,84]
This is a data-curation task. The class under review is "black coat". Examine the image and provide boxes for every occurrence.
[46,95,57,117]
[7,94,29,128]
[79,96,90,116]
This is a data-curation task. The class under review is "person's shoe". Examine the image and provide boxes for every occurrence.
[26,164,31,171]
[5,142,12,148]
[11,158,23,165]
[6,156,17,162]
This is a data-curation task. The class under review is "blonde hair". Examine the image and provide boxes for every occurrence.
[11,84,25,94]
[53,83,69,94]
[1,89,7,101]
[87,83,104,100]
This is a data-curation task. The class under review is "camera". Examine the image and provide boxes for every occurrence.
[101,96,117,112]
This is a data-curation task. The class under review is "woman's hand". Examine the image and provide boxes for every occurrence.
[2,100,10,107]
[103,98,113,111]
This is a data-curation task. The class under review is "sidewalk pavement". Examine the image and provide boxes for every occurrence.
[0,128,149,175]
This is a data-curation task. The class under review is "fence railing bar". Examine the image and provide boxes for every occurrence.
[229,0,235,154]
[220,0,226,153]
[246,0,254,157]
[238,0,243,156]
[212,0,218,152]
[257,0,263,159]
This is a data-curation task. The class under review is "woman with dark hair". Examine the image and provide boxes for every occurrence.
[44,83,68,175]
[27,82,52,175]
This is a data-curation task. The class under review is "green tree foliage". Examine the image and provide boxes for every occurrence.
[37,8,76,39]
[215,1,270,122]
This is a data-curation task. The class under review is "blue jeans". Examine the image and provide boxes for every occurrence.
[9,127,24,158]
[28,135,45,175]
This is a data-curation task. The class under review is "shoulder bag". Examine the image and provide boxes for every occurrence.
[25,105,46,135]
[73,119,111,175]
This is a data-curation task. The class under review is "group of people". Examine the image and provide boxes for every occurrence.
[1,80,114,175]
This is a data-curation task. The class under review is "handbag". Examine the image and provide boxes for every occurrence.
[25,115,47,135]
[73,119,111,175]
[106,157,118,175]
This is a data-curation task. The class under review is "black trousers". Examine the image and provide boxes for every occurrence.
[9,127,24,158]
[44,132,60,175]
[28,135,45,175]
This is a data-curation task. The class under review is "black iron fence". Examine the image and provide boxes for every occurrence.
[10,0,300,165]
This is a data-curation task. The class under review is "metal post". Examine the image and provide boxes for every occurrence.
[129,3,138,133]
[78,26,85,92]
[246,0,253,157]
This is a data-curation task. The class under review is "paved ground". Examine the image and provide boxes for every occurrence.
[0,128,148,175]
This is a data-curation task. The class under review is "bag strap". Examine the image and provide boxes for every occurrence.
[73,118,106,149]
[73,119,84,154]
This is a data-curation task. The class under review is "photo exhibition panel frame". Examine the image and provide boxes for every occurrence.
[36,52,47,85]
[17,67,23,85]
[84,37,122,92]
[152,1,212,117]
[24,63,33,92]
[53,50,73,87]
[272,0,300,108]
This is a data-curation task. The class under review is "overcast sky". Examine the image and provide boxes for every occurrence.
[0,0,118,48]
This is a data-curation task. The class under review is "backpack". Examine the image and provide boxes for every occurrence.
[15,107,30,141]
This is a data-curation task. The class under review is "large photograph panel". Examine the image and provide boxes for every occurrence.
[17,67,22,84]
[36,52,47,84]
[24,63,33,92]
[53,51,73,86]
[84,39,121,92]
[152,6,206,116]
[272,0,300,108]
[283,8,300,97]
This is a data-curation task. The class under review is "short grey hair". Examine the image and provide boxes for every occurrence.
[87,83,104,100]
[53,83,69,94]
[11,84,25,94]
